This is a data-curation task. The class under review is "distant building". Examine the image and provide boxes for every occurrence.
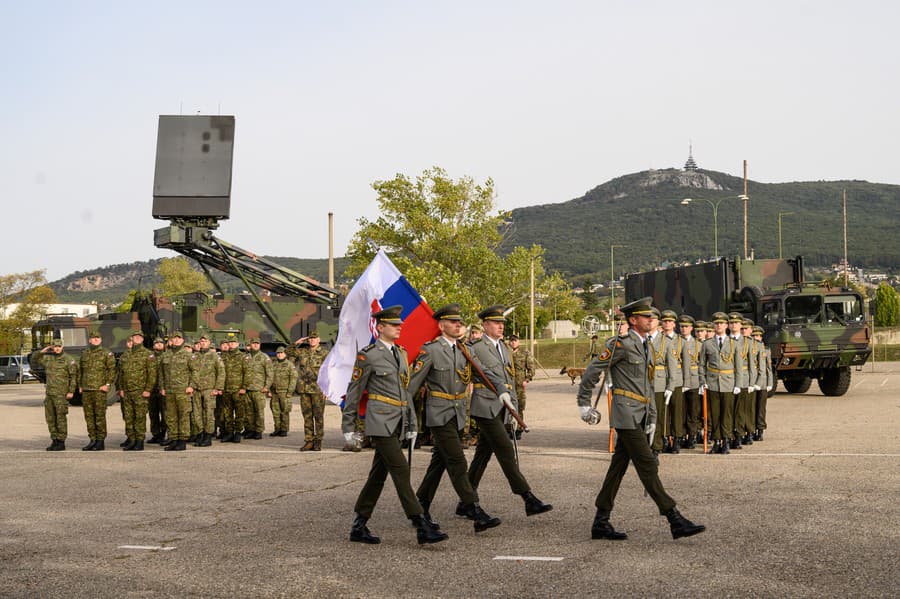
[541,319,579,339]
[684,143,699,171]
[0,303,99,319]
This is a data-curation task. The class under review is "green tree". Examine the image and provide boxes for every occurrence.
[157,257,211,297]
[346,167,561,321]
[874,282,899,327]
[0,270,58,353]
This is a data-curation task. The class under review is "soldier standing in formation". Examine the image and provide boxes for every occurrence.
[79,330,117,451]
[341,305,447,546]
[193,334,224,447]
[295,331,329,451]
[116,330,157,451]
[648,310,678,455]
[466,305,553,517]
[729,313,756,450]
[159,331,197,451]
[660,310,687,453]
[738,319,761,446]
[146,337,168,444]
[33,338,77,451]
[269,345,298,438]
[679,316,702,449]
[508,333,534,441]
[215,339,230,438]
[220,335,246,443]
[576,297,706,540]
[752,325,773,441]
[242,338,273,440]
[699,313,743,454]
[407,304,502,534]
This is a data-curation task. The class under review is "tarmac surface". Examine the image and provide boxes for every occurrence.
[1,362,898,598]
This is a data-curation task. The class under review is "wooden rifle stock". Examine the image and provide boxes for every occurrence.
[456,340,529,432]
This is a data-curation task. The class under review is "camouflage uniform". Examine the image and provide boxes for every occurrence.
[193,345,225,438]
[511,344,534,418]
[116,340,158,443]
[270,352,298,435]
[79,343,117,442]
[32,347,78,445]
[243,345,273,435]
[159,341,198,444]
[220,345,247,439]
[295,343,329,444]
[148,341,168,441]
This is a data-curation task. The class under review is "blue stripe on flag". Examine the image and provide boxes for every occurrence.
[380,276,424,319]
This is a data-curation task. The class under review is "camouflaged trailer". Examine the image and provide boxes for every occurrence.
[29,291,338,404]
[624,256,871,397]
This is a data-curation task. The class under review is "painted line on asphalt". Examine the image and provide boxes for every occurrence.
[494,556,564,562]
[118,545,175,551]
[881,378,889,387]
[529,450,900,458]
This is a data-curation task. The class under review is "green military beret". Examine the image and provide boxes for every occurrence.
[478,304,507,322]
[373,305,404,324]
[678,314,695,326]
[433,303,463,321]
[712,312,729,324]
[621,297,654,317]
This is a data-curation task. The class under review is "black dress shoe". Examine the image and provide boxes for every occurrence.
[349,515,381,544]
[418,501,440,530]
[160,438,173,447]
[521,491,553,516]
[754,430,764,441]
[456,501,473,519]
[666,508,706,539]
[411,515,448,545]
[591,509,627,540]
[83,440,97,451]
[146,435,162,445]
[463,503,501,532]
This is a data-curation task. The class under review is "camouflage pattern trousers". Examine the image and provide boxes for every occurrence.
[245,390,267,433]
[164,393,191,441]
[193,389,218,434]
[44,395,69,441]
[220,391,245,434]
[82,390,108,441]
[122,391,149,441]
[298,392,325,441]
[270,391,292,433]
[148,392,167,436]
[515,385,527,418]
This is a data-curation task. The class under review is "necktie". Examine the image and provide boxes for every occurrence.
[391,345,401,369]
[718,338,723,351]
[643,337,649,360]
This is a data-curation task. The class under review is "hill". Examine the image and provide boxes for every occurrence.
[506,168,900,284]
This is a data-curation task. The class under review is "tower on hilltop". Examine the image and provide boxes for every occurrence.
[683,143,698,171]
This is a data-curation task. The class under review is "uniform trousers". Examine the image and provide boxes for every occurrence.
[755,389,768,431]
[354,428,424,519]
[44,395,69,441]
[122,390,149,440]
[665,387,685,438]
[196,389,217,434]
[416,418,479,506]
[221,391,243,433]
[596,426,677,515]
[299,392,325,441]
[685,389,702,437]
[148,391,167,436]
[706,389,729,441]
[245,390,266,433]
[651,392,666,451]
[164,393,191,441]
[82,390,108,441]
[270,390,291,432]
[467,413,530,494]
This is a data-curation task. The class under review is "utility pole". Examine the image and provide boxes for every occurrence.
[843,189,849,287]
[529,254,535,356]
[743,160,749,259]
[328,212,334,288]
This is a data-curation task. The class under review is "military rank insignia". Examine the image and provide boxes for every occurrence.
[351,366,363,381]
[599,349,611,360]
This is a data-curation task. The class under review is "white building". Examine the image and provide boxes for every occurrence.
[0,303,99,319]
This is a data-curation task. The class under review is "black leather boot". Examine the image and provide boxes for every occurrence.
[591,509,627,540]
[411,515,448,545]
[230,433,241,443]
[464,503,501,532]
[131,440,144,451]
[456,501,473,519]
[83,440,97,451]
[122,439,137,451]
[349,515,381,544]
[119,438,131,448]
[521,491,553,516]
[47,439,64,451]
[160,437,173,447]
[665,507,706,539]
[418,500,441,530]
[164,439,179,451]
[198,433,212,447]
[671,438,681,454]
[93,440,105,451]
[175,440,187,451]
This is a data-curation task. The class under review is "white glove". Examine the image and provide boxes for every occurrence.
[499,392,515,411]
[405,430,417,441]
[580,405,601,425]
[664,389,673,405]
[343,432,356,444]
[766,386,772,392]
[680,386,687,393]
[733,386,741,395]
[700,384,708,393]
[605,380,613,392]
[755,385,762,392]
[644,423,656,444]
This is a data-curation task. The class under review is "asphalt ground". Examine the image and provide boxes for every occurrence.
[1,363,898,598]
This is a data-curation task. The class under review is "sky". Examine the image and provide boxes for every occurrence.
[2,1,898,281]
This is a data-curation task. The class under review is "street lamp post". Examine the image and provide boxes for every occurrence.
[610,244,625,329]
[680,195,748,259]
[777,211,794,259]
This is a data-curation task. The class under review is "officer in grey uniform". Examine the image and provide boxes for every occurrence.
[408,303,501,534]
[678,315,702,449]
[466,305,552,518]
[648,309,679,454]
[699,312,744,454]
[576,297,706,540]
[752,325,773,441]
[729,313,756,449]
[341,305,447,546]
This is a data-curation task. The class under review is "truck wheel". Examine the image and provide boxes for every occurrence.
[818,367,851,397]
[783,377,812,394]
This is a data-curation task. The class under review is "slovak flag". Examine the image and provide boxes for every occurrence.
[318,249,439,406]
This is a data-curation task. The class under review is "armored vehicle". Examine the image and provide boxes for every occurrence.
[624,256,871,396]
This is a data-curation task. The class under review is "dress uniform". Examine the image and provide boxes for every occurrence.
[648,311,679,453]
[739,319,762,445]
[729,313,757,449]
[576,297,705,540]
[678,315,702,449]
[698,313,744,454]
[408,304,501,533]
[466,305,552,517]
[341,305,447,545]
[752,326,773,441]
[660,310,687,453]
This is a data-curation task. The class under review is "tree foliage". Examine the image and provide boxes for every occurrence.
[874,282,900,327]
[0,270,58,353]
[345,167,563,324]
[157,257,212,297]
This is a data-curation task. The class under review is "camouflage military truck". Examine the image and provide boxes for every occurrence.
[625,256,871,397]
[30,291,338,404]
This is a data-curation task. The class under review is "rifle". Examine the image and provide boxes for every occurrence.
[455,340,529,433]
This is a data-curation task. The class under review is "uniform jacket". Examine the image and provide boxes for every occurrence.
[222,349,246,392]
[116,345,158,393]
[159,346,197,393]
[341,340,415,437]
[511,347,534,388]
[698,336,743,392]
[193,348,225,391]
[79,345,116,391]
[33,351,78,397]
[576,329,656,430]
[759,345,774,389]
[749,339,764,388]
[649,332,680,392]
[408,337,469,430]
[681,335,700,389]
[295,345,329,394]
[243,350,273,392]
[468,336,517,419]
[271,358,298,394]
[735,336,757,389]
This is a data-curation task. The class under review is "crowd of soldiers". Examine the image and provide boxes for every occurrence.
[33,329,330,452]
